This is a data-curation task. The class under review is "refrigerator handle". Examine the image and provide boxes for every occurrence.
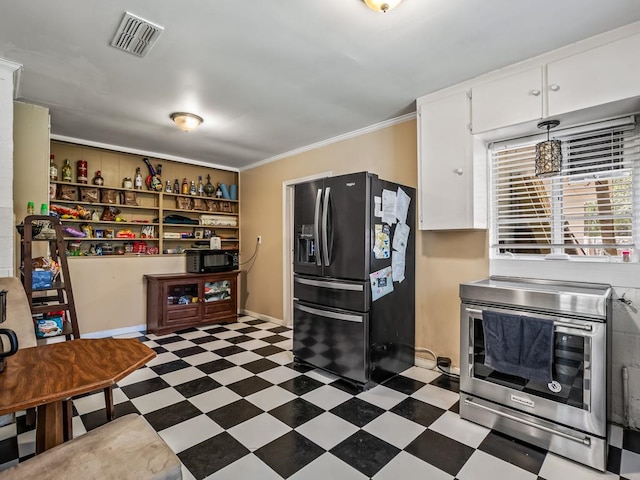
[314,188,323,266]
[322,186,331,266]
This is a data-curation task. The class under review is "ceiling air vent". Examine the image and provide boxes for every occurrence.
[110,12,164,58]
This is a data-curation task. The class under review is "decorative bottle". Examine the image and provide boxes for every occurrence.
[197,176,204,196]
[181,178,189,195]
[77,160,88,184]
[204,174,214,197]
[61,159,72,182]
[165,180,172,193]
[189,180,197,195]
[134,168,143,190]
[49,154,58,181]
[92,170,104,186]
[173,179,180,195]
[215,183,223,198]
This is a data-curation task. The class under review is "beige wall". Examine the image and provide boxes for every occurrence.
[240,119,489,365]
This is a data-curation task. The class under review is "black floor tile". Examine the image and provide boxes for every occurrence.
[174,327,199,334]
[286,361,315,374]
[405,429,474,476]
[330,397,385,427]
[0,438,17,464]
[15,414,35,435]
[202,326,228,334]
[329,378,362,395]
[242,358,280,374]
[278,375,324,396]
[330,430,400,477]
[253,345,285,357]
[607,445,622,474]
[390,397,445,427]
[190,336,218,345]
[144,400,202,431]
[80,401,140,432]
[382,375,426,395]
[172,345,208,358]
[449,400,460,414]
[268,398,324,428]
[260,334,289,344]
[119,377,170,399]
[478,430,546,475]
[152,345,168,354]
[175,376,222,398]
[153,335,184,345]
[196,358,235,374]
[150,359,192,375]
[430,374,460,393]
[226,376,273,397]
[236,326,260,334]
[255,430,324,478]
[225,334,256,344]
[212,345,247,357]
[207,399,264,429]
[178,432,250,479]
[623,428,640,454]
[245,319,267,325]
[267,326,290,334]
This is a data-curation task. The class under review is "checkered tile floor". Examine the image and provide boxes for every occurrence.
[1,316,639,479]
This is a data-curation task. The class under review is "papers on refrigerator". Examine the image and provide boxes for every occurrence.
[392,223,410,253]
[382,189,397,225]
[394,187,410,225]
[373,224,391,259]
[392,250,405,283]
[370,266,394,301]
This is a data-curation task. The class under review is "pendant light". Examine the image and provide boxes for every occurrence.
[535,120,562,177]
[363,0,403,13]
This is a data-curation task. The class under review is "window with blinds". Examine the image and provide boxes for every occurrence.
[490,116,640,258]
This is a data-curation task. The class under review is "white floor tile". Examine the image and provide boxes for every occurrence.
[160,339,197,351]
[209,366,254,385]
[257,365,301,384]
[538,452,618,480]
[113,387,130,405]
[621,449,640,479]
[131,387,186,414]
[188,386,241,413]
[72,391,108,415]
[357,384,407,410]
[158,414,223,453]
[225,351,263,365]
[609,423,623,448]
[214,330,243,340]
[411,384,459,410]
[201,339,234,351]
[146,351,180,367]
[0,423,16,442]
[223,323,252,331]
[457,450,537,480]
[305,369,340,384]
[373,451,453,480]
[295,412,359,450]
[246,329,277,339]
[237,339,271,351]
[266,351,294,365]
[161,366,206,386]
[181,464,198,480]
[400,366,442,384]
[16,429,35,459]
[177,330,211,340]
[245,385,297,411]
[183,351,222,366]
[363,411,425,449]
[206,453,281,480]
[227,413,290,451]
[274,339,292,350]
[302,384,353,410]
[116,366,158,386]
[429,411,490,448]
[71,416,87,438]
[289,452,368,480]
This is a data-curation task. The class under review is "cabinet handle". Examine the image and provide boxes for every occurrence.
[530,89,541,96]
[455,169,464,175]
[549,84,560,92]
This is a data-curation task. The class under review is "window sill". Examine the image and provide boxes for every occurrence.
[491,257,640,288]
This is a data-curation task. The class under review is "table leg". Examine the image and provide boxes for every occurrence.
[36,401,64,453]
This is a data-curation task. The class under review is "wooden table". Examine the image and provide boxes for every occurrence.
[0,338,155,453]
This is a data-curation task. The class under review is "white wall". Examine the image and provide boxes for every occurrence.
[0,60,21,277]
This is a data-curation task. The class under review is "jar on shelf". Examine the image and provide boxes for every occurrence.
[61,159,72,182]
[92,171,104,186]
[49,154,58,181]
[77,160,88,184]
[122,177,133,189]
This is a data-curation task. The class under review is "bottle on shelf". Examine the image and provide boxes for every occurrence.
[181,178,189,195]
[26,202,34,216]
[165,180,172,193]
[204,174,214,197]
[134,168,143,190]
[122,177,133,189]
[197,176,204,196]
[61,159,72,182]
[92,170,104,186]
[40,203,48,216]
[189,180,197,196]
[77,160,88,184]
[173,179,180,195]
[215,183,223,198]
[49,154,58,181]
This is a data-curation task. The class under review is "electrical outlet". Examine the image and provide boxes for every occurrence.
[257,235,262,244]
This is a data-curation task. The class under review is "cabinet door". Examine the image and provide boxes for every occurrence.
[548,33,640,116]
[164,281,201,326]
[417,91,486,230]
[201,276,237,322]
[471,67,543,134]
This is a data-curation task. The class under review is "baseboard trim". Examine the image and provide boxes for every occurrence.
[240,309,286,326]
[81,324,146,339]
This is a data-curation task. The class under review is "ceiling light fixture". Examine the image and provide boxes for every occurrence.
[170,112,203,132]
[535,120,562,177]
[363,0,403,13]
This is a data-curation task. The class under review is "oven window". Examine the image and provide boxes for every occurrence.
[472,318,587,410]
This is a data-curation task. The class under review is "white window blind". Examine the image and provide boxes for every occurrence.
[490,116,640,258]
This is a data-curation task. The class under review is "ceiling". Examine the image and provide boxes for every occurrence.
[3,1,640,171]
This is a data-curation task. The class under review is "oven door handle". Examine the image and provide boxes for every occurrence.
[465,308,593,332]
[464,397,591,446]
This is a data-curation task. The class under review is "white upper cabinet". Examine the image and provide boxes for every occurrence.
[547,33,640,116]
[471,67,543,134]
[417,91,487,230]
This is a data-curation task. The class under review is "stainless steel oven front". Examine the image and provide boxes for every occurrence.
[459,277,611,471]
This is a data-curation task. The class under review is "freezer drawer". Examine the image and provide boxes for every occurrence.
[294,275,370,312]
[293,300,369,384]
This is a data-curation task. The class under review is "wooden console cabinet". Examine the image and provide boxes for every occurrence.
[144,271,239,335]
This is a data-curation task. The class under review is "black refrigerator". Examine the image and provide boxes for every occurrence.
[292,172,415,390]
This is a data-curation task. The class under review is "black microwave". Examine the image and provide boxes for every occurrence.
[186,249,238,273]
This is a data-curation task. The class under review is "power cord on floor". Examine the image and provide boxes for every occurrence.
[415,346,460,378]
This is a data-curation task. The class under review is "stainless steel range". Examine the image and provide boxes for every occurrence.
[459,276,612,471]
